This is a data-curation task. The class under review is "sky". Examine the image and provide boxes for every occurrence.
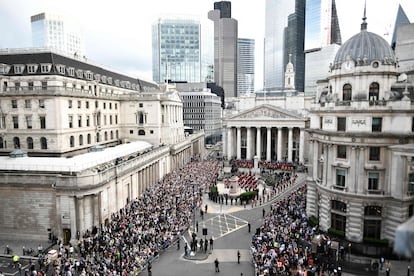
[0,0,413,90]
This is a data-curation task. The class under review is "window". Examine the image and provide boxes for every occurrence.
[86,101,89,109]
[68,116,73,128]
[14,65,24,74]
[28,82,34,90]
[104,131,108,141]
[78,116,82,127]
[109,102,112,109]
[27,137,34,149]
[368,172,379,190]
[25,99,31,108]
[372,117,382,132]
[331,213,346,233]
[139,103,143,108]
[337,117,346,131]
[11,99,17,108]
[0,137,3,148]
[79,135,83,146]
[103,102,106,109]
[40,137,47,149]
[26,116,32,129]
[39,99,45,108]
[40,116,46,129]
[369,82,379,101]
[12,116,19,128]
[408,173,414,194]
[364,206,382,239]
[87,134,91,144]
[96,133,100,142]
[110,131,114,139]
[41,81,47,90]
[68,100,72,108]
[109,115,113,125]
[13,137,20,149]
[116,130,119,139]
[95,101,98,108]
[343,84,352,101]
[369,147,380,161]
[77,101,81,108]
[129,130,134,134]
[364,206,382,217]
[337,145,347,159]
[138,129,145,136]
[115,103,118,110]
[40,64,51,73]
[27,65,37,74]
[86,116,90,127]
[336,169,346,187]
[115,115,118,124]
[409,205,414,217]
[70,136,75,147]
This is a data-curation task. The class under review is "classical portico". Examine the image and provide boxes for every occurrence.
[223,104,307,163]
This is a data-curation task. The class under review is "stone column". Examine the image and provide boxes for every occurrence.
[299,128,305,163]
[237,127,241,160]
[349,146,357,193]
[322,144,328,186]
[266,127,271,161]
[222,126,227,159]
[277,127,283,161]
[227,127,232,159]
[313,141,319,181]
[246,127,252,160]
[326,144,333,188]
[357,147,365,193]
[256,127,261,159]
[288,127,293,162]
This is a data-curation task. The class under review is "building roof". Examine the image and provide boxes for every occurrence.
[0,141,153,173]
[333,19,396,67]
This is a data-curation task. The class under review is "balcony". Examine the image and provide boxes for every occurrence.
[311,99,412,112]
[366,189,384,195]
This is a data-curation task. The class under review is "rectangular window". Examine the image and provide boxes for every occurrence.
[331,213,346,233]
[409,204,414,217]
[41,81,47,90]
[77,101,81,108]
[408,173,414,194]
[368,172,379,190]
[86,101,89,109]
[363,220,381,239]
[369,147,380,161]
[15,82,20,90]
[25,99,31,108]
[26,115,32,129]
[11,99,17,108]
[115,115,118,124]
[86,115,90,127]
[28,82,34,90]
[40,116,46,129]
[109,102,112,109]
[372,117,382,132]
[12,116,19,128]
[115,103,118,110]
[412,117,414,132]
[337,117,346,131]
[110,115,113,125]
[39,99,45,108]
[337,145,347,159]
[336,169,346,187]
[139,103,143,108]
[69,115,73,128]
[68,100,72,108]
[95,101,98,108]
[78,116,82,127]
[103,102,106,109]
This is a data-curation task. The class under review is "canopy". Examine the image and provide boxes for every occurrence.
[393,216,414,258]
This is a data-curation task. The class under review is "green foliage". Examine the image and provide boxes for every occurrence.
[363,237,389,246]
[328,227,345,238]
[239,191,257,201]
[309,215,319,226]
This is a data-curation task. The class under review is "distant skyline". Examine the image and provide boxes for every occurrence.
[0,0,413,90]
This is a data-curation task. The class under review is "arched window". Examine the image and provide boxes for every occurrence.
[87,133,91,144]
[27,137,34,149]
[0,137,3,149]
[40,137,47,149]
[343,84,352,101]
[104,131,108,141]
[138,129,145,136]
[79,135,83,146]
[13,137,20,149]
[369,82,379,101]
[70,136,75,147]
[110,131,114,139]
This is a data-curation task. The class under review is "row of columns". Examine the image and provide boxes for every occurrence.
[224,126,305,163]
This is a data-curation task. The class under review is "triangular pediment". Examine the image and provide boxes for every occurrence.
[228,104,304,121]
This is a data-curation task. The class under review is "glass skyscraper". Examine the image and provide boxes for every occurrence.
[305,0,341,51]
[264,0,305,92]
[237,38,255,95]
[31,13,84,57]
[152,17,201,84]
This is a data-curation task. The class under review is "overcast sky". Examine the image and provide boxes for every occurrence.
[0,0,413,89]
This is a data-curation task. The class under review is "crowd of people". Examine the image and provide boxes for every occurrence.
[35,159,220,276]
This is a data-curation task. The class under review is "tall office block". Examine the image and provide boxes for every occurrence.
[152,17,201,84]
[31,12,84,57]
[237,38,255,95]
[264,0,305,92]
[208,1,238,98]
[305,0,341,51]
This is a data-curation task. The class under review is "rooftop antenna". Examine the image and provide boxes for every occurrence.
[361,0,368,30]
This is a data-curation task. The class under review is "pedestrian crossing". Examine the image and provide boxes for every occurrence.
[190,213,248,240]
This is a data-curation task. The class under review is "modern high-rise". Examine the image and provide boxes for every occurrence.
[237,38,255,95]
[264,0,305,92]
[31,12,85,57]
[305,0,341,51]
[208,1,238,99]
[152,17,201,84]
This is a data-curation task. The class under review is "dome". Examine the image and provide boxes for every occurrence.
[333,23,396,68]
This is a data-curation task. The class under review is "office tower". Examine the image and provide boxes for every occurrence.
[31,12,85,57]
[208,1,238,98]
[152,17,201,84]
[391,4,411,49]
[264,0,305,92]
[237,38,255,95]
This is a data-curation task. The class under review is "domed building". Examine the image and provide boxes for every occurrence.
[306,12,414,253]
